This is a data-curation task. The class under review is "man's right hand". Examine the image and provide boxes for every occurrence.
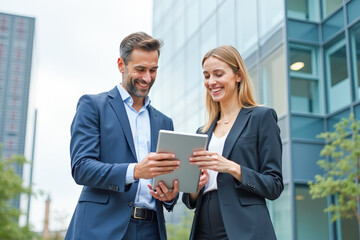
[133,152,180,180]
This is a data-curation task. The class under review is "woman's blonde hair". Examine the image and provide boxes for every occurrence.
[201,45,257,132]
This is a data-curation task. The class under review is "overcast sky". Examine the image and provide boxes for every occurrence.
[0,0,153,232]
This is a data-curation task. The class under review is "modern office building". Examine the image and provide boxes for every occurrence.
[0,12,35,209]
[151,0,360,239]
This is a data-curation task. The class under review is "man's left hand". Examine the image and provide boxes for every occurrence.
[148,180,179,202]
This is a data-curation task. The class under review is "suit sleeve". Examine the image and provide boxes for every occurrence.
[234,108,284,200]
[70,95,129,192]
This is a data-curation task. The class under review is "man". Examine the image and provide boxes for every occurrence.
[65,32,180,240]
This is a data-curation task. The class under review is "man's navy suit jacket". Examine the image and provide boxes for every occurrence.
[65,87,177,240]
[183,106,283,240]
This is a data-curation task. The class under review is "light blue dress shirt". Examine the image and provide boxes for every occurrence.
[117,83,156,211]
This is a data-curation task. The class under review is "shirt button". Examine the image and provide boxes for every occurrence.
[129,202,134,207]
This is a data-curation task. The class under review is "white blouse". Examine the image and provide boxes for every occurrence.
[203,132,228,194]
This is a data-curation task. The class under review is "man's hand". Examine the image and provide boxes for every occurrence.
[148,180,179,202]
[134,152,180,180]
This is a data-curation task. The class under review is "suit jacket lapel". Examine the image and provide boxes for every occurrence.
[108,87,137,159]
[222,108,253,159]
[148,106,161,152]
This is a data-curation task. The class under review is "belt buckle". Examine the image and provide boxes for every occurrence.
[133,207,145,220]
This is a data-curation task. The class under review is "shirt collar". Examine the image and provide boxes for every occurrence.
[117,83,151,108]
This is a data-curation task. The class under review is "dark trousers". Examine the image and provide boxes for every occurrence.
[195,190,228,240]
[123,218,160,240]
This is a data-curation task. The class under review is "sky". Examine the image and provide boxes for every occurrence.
[0,0,153,232]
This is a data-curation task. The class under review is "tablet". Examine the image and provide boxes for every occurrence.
[152,130,208,193]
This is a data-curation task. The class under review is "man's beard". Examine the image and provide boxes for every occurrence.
[124,76,154,98]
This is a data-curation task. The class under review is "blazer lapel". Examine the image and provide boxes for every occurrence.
[148,106,161,152]
[108,87,137,159]
[222,107,253,159]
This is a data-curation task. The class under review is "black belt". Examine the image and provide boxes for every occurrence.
[131,207,157,221]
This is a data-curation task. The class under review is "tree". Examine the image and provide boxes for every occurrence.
[308,114,360,223]
[0,144,38,240]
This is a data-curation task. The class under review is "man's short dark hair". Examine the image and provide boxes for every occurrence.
[120,32,163,66]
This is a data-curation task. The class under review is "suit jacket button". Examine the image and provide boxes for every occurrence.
[129,202,134,207]
[218,177,222,182]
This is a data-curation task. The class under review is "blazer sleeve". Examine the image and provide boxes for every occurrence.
[182,191,199,210]
[234,108,283,200]
[70,95,129,192]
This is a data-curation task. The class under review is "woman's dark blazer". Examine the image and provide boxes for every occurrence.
[182,106,283,240]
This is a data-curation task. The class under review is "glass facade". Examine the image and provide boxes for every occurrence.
[351,24,360,100]
[267,185,292,240]
[152,0,360,239]
[295,185,329,240]
[260,46,288,115]
[0,12,35,210]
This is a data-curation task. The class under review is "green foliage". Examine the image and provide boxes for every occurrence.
[166,209,193,240]
[308,114,360,223]
[0,144,38,240]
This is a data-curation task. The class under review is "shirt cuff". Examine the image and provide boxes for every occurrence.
[163,198,176,206]
[126,163,137,184]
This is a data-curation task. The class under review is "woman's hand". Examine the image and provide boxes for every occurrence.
[190,150,242,182]
[198,169,209,191]
[189,169,209,204]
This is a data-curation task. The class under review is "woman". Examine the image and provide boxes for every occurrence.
[182,46,283,240]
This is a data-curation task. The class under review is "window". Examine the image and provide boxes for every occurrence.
[200,14,217,58]
[322,0,343,19]
[327,108,350,132]
[322,9,344,42]
[199,0,217,26]
[186,0,200,39]
[292,143,324,179]
[291,116,324,139]
[267,185,292,240]
[289,45,323,114]
[355,103,360,120]
[248,67,259,104]
[235,0,258,53]
[350,25,360,100]
[260,46,287,115]
[258,0,284,39]
[338,217,360,240]
[325,38,351,113]
[295,185,329,240]
[287,0,320,22]
[217,0,235,46]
